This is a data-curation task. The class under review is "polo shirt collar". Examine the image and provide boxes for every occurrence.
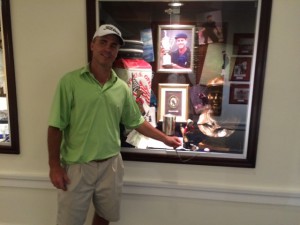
[80,64,118,83]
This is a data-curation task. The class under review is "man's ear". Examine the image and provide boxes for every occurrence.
[90,40,94,51]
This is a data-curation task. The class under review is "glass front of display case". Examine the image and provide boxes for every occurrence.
[86,0,272,167]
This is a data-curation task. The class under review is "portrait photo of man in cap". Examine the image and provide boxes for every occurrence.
[158,26,195,73]
[170,32,191,69]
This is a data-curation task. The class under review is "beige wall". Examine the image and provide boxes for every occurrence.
[0,0,300,224]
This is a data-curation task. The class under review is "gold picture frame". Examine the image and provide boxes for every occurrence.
[157,24,195,73]
[157,83,189,123]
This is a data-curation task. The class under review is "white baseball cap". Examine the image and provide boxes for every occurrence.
[93,24,124,46]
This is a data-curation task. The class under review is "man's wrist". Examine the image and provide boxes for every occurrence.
[49,160,62,169]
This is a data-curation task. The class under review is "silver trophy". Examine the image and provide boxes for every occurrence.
[162,114,176,136]
[161,30,175,67]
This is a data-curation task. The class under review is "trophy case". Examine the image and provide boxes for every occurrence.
[86,0,272,167]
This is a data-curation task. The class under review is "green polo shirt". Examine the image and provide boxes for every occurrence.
[48,65,144,165]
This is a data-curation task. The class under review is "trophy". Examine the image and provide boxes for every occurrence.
[161,30,175,67]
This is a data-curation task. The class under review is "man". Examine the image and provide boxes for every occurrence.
[170,32,191,68]
[206,75,224,116]
[47,24,181,225]
[201,15,221,44]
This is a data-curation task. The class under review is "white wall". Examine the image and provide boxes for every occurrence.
[1,0,300,225]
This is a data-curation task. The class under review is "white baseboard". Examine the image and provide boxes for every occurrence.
[1,173,300,206]
[123,181,300,206]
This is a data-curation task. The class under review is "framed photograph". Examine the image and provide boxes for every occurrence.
[157,24,195,73]
[157,83,189,123]
[197,10,225,45]
[229,84,250,104]
[233,33,254,55]
[0,0,20,154]
[230,57,252,81]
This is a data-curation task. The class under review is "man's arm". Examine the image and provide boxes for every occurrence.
[135,121,182,148]
[47,126,70,191]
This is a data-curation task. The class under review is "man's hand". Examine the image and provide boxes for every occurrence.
[49,165,70,191]
[164,135,182,149]
[48,126,69,190]
[135,121,182,149]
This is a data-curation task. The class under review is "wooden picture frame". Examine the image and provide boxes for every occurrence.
[230,57,252,81]
[0,0,20,154]
[233,33,254,55]
[229,84,250,104]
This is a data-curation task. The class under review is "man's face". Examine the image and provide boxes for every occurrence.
[90,34,120,66]
[207,85,223,116]
[176,38,187,49]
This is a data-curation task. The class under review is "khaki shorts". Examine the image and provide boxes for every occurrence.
[57,153,124,225]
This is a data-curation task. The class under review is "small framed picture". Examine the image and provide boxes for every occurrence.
[197,10,225,45]
[230,57,252,81]
[157,83,189,122]
[229,84,249,104]
[157,24,195,73]
[233,33,254,55]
